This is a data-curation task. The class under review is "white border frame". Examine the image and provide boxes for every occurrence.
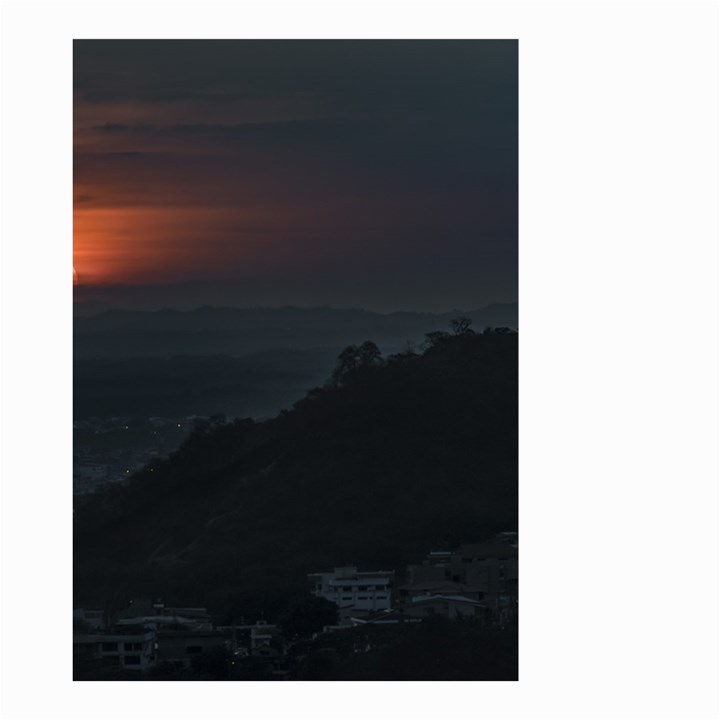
[2,1,718,719]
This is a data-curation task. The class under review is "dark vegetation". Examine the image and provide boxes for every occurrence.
[289,617,518,681]
[278,596,340,641]
[76,617,517,681]
[74,324,517,626]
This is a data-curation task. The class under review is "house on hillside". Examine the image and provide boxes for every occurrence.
[405,538,518,608]
[216,620,284,658]
[349,595,486,625]
[395,580,486,604]
[402,594,487,620]
[113,598,213,630]
[308,566,394,616]
[73,624,156,672]
[76,598,225,672]
[349,609,423,626]
[155,629,230,668]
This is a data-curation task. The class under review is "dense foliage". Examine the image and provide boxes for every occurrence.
[74,327,517,624]
[290,617,518,680]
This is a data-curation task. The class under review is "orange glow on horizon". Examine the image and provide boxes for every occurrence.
[72,194,379,287]
[73,204,265,287]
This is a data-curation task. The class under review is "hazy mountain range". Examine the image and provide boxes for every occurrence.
[74,303,517,420]
[74,303,518,359]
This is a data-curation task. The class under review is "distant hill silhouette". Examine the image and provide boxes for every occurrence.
[74,349,338,420]
[74,303,518,420]
[73,300,114,316]
[74,303,518,359]
[74,328,518,622]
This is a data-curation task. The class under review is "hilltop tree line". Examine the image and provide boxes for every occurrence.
[330,318,515,386]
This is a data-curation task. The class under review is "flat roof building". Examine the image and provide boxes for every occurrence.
[309,566,394,612]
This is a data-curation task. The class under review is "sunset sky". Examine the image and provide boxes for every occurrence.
[74,40,517,311]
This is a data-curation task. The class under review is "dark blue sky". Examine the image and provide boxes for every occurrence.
[74,40,517,311]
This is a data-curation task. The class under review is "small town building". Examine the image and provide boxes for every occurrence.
[349,595,486,624]
[216,620,283,657]
[155,629,230,668]
[395,580,486,604]
[402,594,487,620]
[73,624,156,671]
[114,598,213,629]
[404,535,518,608]
[349,609,423,626]
[308,566,394,612]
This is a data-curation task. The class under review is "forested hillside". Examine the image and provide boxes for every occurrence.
[74,327,518,622]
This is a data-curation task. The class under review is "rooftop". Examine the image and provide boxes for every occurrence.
[410,594,486,606]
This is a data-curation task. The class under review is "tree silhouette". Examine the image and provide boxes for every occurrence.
[450,317,474,335]
[331,341,383,385]
[331,345,360,385]
[357,340,382,367]
[279,596,339,640]
[423,330,450,349]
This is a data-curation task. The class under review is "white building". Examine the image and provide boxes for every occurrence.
[73,627,156,671]
[308,566,394,612]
